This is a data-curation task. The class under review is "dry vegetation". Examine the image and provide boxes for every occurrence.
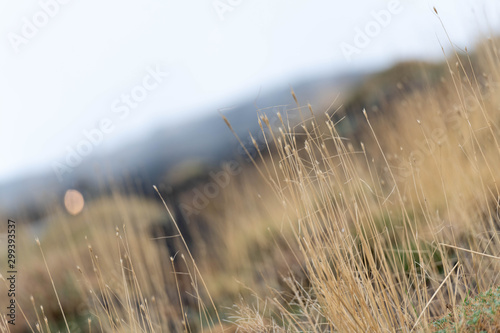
[3,32,500,333]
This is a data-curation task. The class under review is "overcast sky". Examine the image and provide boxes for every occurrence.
[1,0,499,182]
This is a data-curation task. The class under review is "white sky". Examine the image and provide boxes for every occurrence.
[1,0,499,182]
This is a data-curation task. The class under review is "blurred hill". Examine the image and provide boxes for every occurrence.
[0,59,453,221]
[0,69,365,220]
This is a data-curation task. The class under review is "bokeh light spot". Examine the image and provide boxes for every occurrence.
[64,189,85,216]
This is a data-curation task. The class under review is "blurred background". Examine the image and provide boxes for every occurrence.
[1,0,500,224]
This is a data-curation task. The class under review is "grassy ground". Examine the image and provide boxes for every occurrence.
[2,27,500,333]
[431,286,500,332]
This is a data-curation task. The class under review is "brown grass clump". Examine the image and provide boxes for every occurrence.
[221,36,500,331]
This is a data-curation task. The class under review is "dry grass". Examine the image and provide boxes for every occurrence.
[2,28,500,333]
